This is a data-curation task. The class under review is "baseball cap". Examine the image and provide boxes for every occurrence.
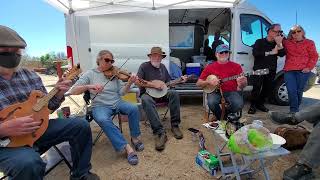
[215,44,230,53]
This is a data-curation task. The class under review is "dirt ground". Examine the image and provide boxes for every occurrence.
[39,74,320,180]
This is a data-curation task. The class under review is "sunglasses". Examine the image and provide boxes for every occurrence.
[104,58,115,64]
[272,30,283,34]
[219,51,229,55]
[292,30,302,34]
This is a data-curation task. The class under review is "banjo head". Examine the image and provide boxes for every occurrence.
[203,75,219,93]
[146,80,168,98]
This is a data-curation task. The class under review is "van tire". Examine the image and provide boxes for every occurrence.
[271,77,289,106]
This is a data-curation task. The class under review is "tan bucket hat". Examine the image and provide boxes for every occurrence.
[147,47,166,58]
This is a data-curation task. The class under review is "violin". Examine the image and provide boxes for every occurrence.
[103,66,149,85]
[103,66,132,82]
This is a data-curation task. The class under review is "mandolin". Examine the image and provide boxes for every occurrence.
[145,75,194,98]
[203,68,269,93]
[0,65,81,147]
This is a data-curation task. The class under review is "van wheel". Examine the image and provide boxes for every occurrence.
[272,78,289,106]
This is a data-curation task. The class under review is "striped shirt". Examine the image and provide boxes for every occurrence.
[0,68,63,111]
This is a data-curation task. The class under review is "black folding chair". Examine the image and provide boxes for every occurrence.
[0,144,72,180]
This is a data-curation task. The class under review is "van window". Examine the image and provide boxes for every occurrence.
[240,14,271,47]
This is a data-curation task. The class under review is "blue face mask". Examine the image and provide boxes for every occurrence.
[0,52,21,68]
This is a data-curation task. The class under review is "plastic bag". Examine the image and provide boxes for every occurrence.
[228,122,273,155]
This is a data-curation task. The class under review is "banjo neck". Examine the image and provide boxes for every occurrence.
[220,72,248,83]
[166,75,192,87]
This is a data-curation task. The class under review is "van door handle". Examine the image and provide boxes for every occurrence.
[237,51,249,55]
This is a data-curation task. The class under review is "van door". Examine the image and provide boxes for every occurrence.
[231,5,272,73]
[89,10,169,73]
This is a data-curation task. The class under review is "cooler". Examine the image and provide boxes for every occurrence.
[186,63,201,77]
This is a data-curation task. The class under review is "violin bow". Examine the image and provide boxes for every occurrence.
[91,58,129,101]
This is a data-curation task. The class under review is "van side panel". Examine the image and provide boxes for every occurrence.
[89,10,169,73]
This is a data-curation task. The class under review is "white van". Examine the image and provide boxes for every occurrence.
[47,0,317,105]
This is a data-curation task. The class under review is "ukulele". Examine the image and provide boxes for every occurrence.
[203,69,269,93]
[0,65,81,147]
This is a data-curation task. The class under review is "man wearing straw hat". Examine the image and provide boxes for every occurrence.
[136,47,186,151]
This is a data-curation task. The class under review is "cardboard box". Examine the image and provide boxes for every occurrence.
[195,150,219,176]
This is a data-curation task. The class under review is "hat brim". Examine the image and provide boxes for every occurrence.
[147,53,166,58]
[216,51,231,54]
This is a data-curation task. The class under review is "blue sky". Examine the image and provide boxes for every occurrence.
[0,0,319,57]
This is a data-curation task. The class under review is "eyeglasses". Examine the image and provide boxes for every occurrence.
[104,58,115,64]
[219,51,229,55]
[292,30,302,35]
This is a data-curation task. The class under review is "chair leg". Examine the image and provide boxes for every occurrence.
[45,145,72,175]
[162,107,169,121]
[93,129,104,146]
[52,145,72,169]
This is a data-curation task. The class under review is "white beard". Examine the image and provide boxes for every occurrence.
[151,62,161,68]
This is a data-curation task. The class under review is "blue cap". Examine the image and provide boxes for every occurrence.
[215,44,230,53]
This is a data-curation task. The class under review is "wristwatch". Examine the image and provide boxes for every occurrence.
[0,137,10,147]
[265,51,270,56]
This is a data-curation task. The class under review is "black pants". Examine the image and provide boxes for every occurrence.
[250,71,276,106]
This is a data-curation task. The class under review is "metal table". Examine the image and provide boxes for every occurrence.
[203,122,290,180]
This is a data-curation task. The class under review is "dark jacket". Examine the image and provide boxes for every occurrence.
[252,38,286,71]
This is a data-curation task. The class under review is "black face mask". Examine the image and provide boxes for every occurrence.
[0,52,21,68]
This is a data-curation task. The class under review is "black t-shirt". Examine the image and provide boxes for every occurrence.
[211,40,224,61]
[137,61,171,95]
[203,46,214,61]
[252,38,286,71]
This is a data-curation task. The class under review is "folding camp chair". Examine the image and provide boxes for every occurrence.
[0,144,72,180]
[84,88,142,146]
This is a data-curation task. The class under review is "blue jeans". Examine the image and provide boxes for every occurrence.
[207,91,243,119]
[0,117,93,180]
[141,90,181,135]
[92,100,141,152]
[284,71,310,112]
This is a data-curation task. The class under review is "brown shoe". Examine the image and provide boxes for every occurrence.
[171,126,183,139]
[155,133,168,151]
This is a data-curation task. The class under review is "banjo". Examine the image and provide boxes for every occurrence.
[145,75,193,98]
[203,68,269,93]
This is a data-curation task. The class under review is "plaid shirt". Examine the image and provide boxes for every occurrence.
[0,68,63,111]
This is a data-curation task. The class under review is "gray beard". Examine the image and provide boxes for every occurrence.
[151,62,161,68]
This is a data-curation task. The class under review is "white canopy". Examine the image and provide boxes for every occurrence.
[46,0,243,16]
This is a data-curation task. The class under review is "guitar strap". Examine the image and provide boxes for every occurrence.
[219,87,226,120]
